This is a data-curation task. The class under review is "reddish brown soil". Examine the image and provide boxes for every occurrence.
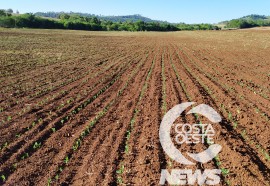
[0,29,269,186]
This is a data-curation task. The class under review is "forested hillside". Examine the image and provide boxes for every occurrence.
[223,14,270,28]
[0,9,219,31]
[35,12,167,23]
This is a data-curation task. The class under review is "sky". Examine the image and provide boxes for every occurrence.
[1,0,270,23]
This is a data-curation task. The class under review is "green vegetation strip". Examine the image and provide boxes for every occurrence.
[172,47,231,185]
[116,52,156,184]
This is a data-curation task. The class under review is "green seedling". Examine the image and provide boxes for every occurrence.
[47,178,52,186]
[130,118,135,128]
[233,121,238,129]
[168,159,173,167]
[221,168,230,176]
[216,161,221,167]
[126,131,131,140]
[33,142,42,150]
[117,177,123,184]
[265,153,270,161]
[228,112,232,121]
[81,131,86,138]
[241,130,247,139]
[12,163,17,170]
[51,128,56,133]
[59,167,63,172]
[1,175,6,182]
[116,164,125,174]
[214,156,221,166]
[38,118,43,123]
[64,156,69,164]
[0,142,8,150]
[124,144,129,154]
[55,174,59,180]
[21,152,29,160]
[72,139,81,151]
[7,116,12,122]
[225,180,231,185]
[255,108,259,114]
[3,142,8,148]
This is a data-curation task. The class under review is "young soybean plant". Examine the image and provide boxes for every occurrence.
[33,142,42,150]
[47,178,52,186]
[1,175,5,182]
[51,128,56,133]
[64,156,69,164]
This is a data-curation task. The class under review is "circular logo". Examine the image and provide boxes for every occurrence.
[159,102,222,165]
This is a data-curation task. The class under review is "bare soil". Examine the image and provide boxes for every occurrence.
[0,29,269,186]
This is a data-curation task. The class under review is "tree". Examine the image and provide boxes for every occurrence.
[109,23,119,31]
[90,17,100,25]
[0,16,14,27]
[6,9,13,14]
[0,10,6,16]
[0,9,11,17]
[134,20,145,31]
[59,14,70,20]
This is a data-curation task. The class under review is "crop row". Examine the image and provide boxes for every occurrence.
[177,46,270,162]
[183,46,269,121]
[168,47,230,185]
[0,51,147,184]
[116,51,157,184]
[0,50,136,126]
[47,51,151,185]
[0,55,119,118]
[0,47,144,156]
[173,46,268,183]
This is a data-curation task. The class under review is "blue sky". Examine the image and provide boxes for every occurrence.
[1,0,270,23]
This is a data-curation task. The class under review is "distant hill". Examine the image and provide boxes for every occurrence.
[240,14,269,20]
[99,14,168,23]
[219,14,270,24]
[34,12,168,23]
[220,14,270,29]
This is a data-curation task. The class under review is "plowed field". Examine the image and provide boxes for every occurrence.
[0,28,269,185]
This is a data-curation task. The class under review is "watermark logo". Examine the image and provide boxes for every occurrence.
[159,102,222,185]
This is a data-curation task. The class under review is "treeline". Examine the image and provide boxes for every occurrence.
[225,14,270,29]
[178,23,219,30]
[0,12,64,29]
[226,19,270,29]
[0,13,178,31]
[0,10,220,31]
